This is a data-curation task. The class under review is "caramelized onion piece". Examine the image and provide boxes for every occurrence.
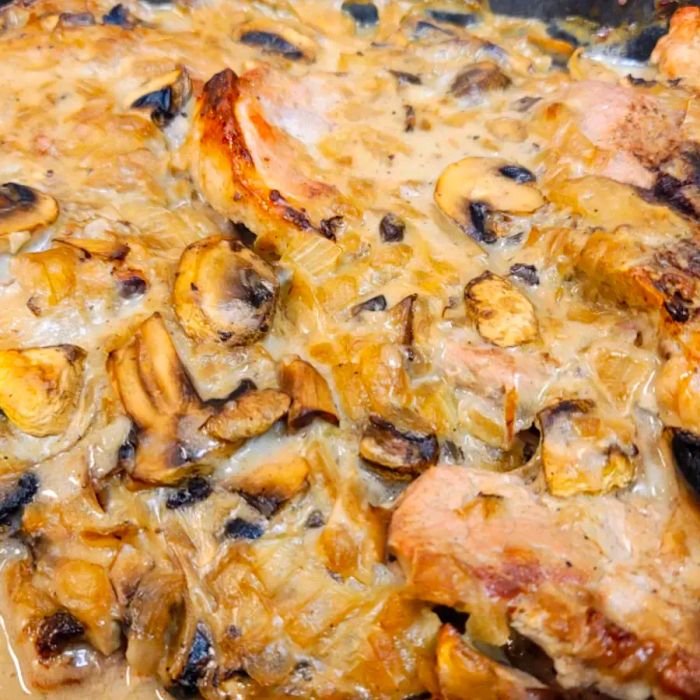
[174,235,279,346]
[0,183,58,237]
[54,559,120,656]
[278,358,339,431]
[204,388,290,443]
[0,345,84,437]
[450,61,511,98]
[360,409,438,475]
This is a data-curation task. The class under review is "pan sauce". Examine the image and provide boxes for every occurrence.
[0,0,698,698]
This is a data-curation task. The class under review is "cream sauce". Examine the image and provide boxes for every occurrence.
[0,0,696,698]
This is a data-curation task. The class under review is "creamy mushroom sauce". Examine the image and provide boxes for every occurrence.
[0,0,699,698]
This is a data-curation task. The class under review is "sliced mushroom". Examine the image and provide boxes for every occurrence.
[236,21,316,62]
[389,293,417,347]
[223,516,265,540]
[228,456,309,516]
[126,569,185,676]
[166,476,213,510]
[130,66,192,128]
[379,213,406,242]
[278,358,339,431]
[35,611,85,660]
[0,345,84,437]
[359,409,438,475]
[0,183,58,237]
[509,263,540,286]
[351,294,387,316]
[389,69,422,85]
[173,235,279,346]
[450,61,511,98]
[113,268,148,299]
[465,272,539,348]
[109,314,193,432]
[0,472,38,525]
[203,388,290,443]
[166,620,214,697]
[434,157,545,244]
[537,400,638,498]
[108,314,198,485]
[342,1,379,26]
[102,3,133,27]
[428,8,477,27]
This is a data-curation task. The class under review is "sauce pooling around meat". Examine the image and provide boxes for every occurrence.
[0,1,699,698]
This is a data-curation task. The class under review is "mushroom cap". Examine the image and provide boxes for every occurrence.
[0,345,84,437]
[173,235,279,346]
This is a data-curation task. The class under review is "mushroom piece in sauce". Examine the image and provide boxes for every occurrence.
[360,409,438,475]
[130,66,192,127]
[0,182,58,237]
[0,345,84,437]
[434,157,545,244]
[204,388,291,443]
[464,272,539,348]
[278,357,339,431]
[173,235,279,346]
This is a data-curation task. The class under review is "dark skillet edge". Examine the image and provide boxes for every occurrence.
[488,0,697,26]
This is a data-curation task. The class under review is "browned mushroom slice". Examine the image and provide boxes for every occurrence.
[436,624,545,700]
[236,20,317,62]
[0,345,85,437]
[126,569,185,676]
[129,66,192,127]
[203,389,290,443]
[465,272,539,348]
[165,619,215,697]
[435,157,544,244]
[0,183,58,237]
[227,455,310,516]
[450,61,511,98]
[537,400,637,497]
[388,293,417,347]
[360,409,438,475]
[109,314,193,432]
[108,314,198,485]
[173,236,279,346]
[278,357,339,431]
